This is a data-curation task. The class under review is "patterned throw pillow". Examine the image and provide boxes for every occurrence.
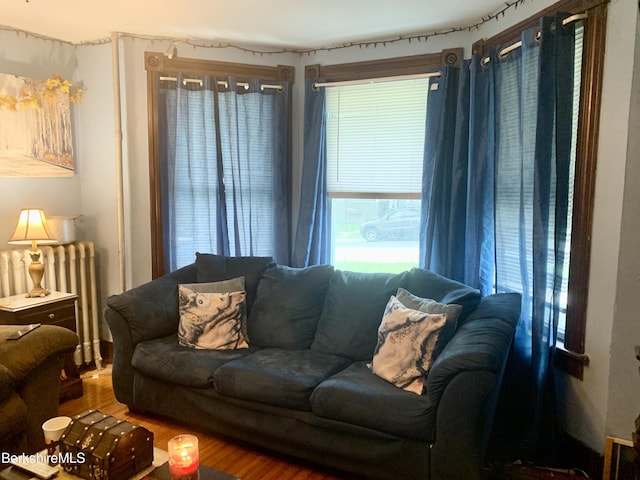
[369,296,447,395]
[395,287,463,354]
[178,284,249,350]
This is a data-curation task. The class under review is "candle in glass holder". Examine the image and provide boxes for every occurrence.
[168,434,199,480]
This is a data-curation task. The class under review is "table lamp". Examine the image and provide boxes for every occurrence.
[8,208,59,297]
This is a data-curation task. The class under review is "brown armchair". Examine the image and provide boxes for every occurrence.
[0,324,78,454]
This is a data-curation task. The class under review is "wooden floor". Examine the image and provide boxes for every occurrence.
[58,367,347,480]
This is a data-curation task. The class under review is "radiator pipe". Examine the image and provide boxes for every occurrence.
[0,252,10,296]
[84,241,103,370]
[112,31,126,293]
[67,244,83,367]
[55,245,67,292]
[77,242,92,365]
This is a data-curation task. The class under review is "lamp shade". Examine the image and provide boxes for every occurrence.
[9,208,58,245]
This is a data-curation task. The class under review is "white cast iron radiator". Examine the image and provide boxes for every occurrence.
[0,241,103,369]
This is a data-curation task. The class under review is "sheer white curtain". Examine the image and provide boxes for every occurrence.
[158,75,290,272]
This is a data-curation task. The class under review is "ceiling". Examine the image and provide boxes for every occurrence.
[1,0,510,50]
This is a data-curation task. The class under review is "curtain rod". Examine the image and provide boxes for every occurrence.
[312,71,441,89]
[158,76,284,91]
[486,12,588,64]
[313,13,587,89]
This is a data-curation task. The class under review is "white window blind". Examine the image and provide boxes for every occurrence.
[325,79,429,194]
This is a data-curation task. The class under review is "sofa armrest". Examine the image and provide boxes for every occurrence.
[0,324,78,453]
[426,293,521,480]
[427,293,520,406]
[431,370,498,480]
[106,264,197,345]
[0,325,78,383]
[105,263,197,406]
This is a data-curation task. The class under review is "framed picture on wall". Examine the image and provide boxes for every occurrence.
[0,72,75,177]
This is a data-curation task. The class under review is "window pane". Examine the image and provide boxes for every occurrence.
[331,198,420,273]
[325,79,428,194]
[325,78,427,273]
[557,21,584,340]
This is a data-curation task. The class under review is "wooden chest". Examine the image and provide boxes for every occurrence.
[59,410,154,480]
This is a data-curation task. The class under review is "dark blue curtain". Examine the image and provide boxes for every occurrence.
[292,78,330,267]
[419,65,466,279]
[421,14,576,462]
[158,76,290,271]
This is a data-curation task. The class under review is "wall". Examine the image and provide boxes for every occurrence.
[73,42,117,338]
[554,0,640,454]
[605,1,640,441]
[0,32,82,247]
[0,0,638,458]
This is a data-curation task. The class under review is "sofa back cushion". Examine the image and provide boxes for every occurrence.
[311,270,407,361]
[248,264,334,349]
[195,253,273,315]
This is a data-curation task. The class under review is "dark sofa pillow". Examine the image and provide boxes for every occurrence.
[405,268,481,324]
[248,264,335,349]
[195,253,273,315]
[311,270,408,361]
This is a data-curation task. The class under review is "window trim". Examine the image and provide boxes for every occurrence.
[145,52,294,278]
[305,48,462,82]
[472,0,607,379]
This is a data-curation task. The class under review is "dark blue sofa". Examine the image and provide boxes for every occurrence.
[105,254,520,480]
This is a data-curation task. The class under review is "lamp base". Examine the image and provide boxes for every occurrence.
[26,286,50,298]
[26,251,50,298]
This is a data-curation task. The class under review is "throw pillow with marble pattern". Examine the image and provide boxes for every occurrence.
[369,295,446,394]
[178,285,249,350]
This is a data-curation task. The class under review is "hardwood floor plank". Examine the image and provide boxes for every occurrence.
[59,371,348,480]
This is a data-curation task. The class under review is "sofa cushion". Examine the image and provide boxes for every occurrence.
[405,268,481,323]
[248,264,334,349]
[369,296,447,395]
[178,285,248,350]
[311,270,408,361]
[195,253,273,315]
[310,362,436,442]
[132,335,253,388]
[214,348,351,410]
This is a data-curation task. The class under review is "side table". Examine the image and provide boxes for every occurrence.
[0,291,83,401]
